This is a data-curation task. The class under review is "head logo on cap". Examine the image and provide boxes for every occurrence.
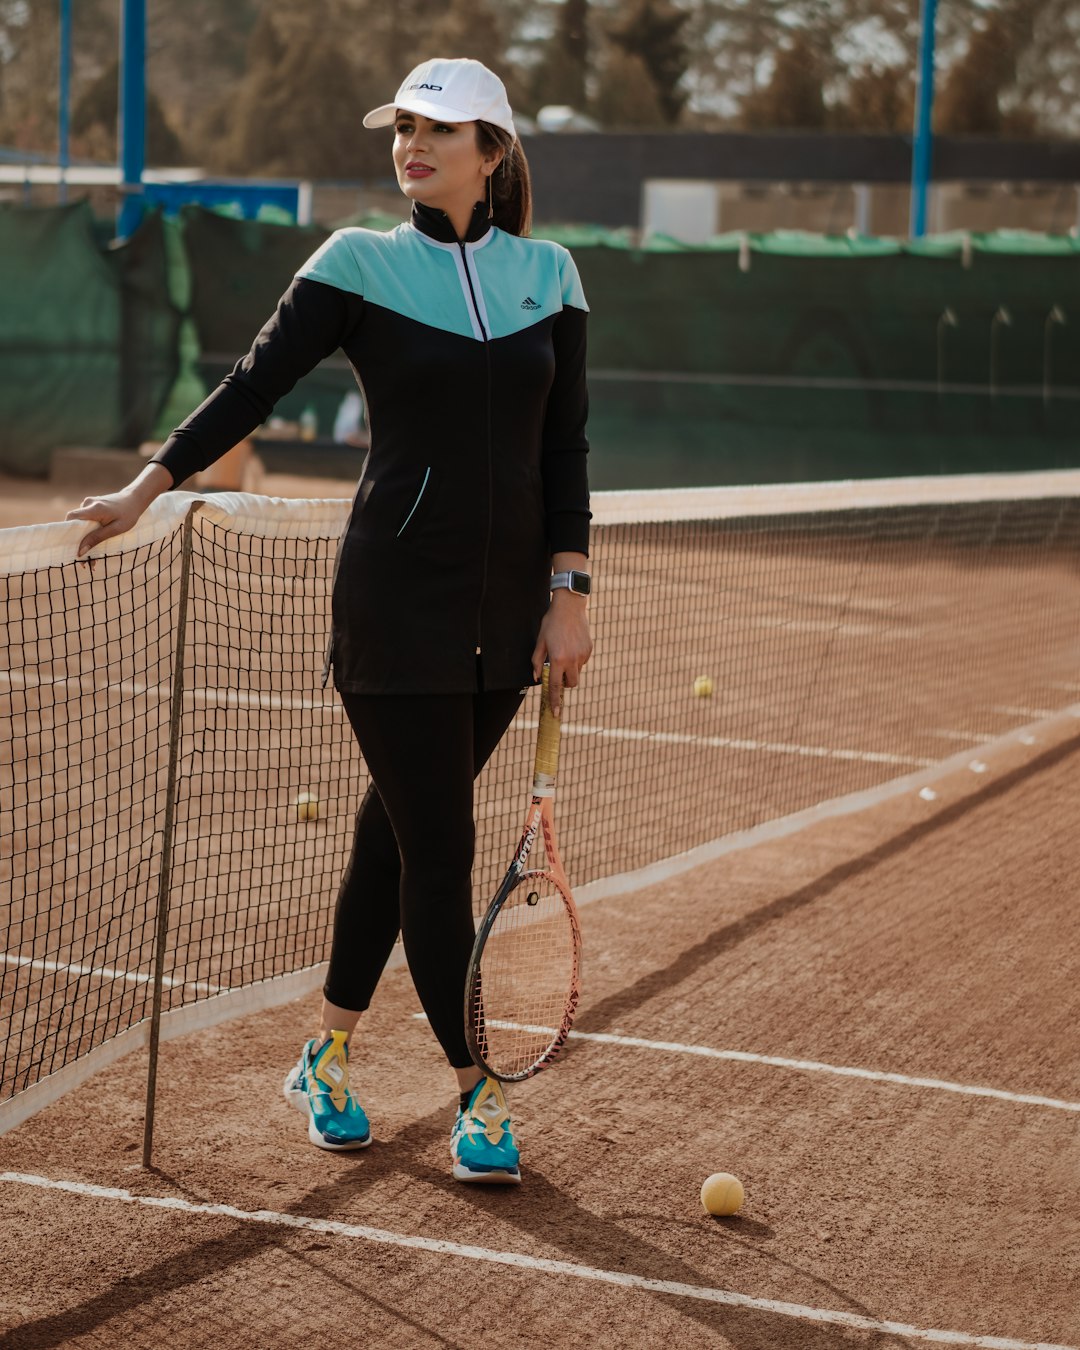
[363,59,516,139]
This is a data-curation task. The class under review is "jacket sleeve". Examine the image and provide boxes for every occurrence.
[150,273,364,486]
[541,248,591,557]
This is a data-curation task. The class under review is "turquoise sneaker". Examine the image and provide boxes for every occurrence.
[450,1077,521,1184]
[283,1030,371,1151]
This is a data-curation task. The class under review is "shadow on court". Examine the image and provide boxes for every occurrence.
[2,1118,460,1350]
[15,733,1075,1346]
[576,729,1080,1037]
[3,1098,914,1350]
[442,1163,914,1350]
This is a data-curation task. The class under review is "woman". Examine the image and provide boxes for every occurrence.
[68,58,592,1185]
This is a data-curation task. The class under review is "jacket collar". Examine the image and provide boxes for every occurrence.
[411,199,492,244]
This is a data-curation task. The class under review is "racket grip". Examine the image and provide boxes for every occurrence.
[533,664,562,790]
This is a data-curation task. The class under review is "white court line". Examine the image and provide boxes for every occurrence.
[0,963,338,1137]
[2,669,933,767]
[184,686,342,715]
[6,707,1080,1140]
[989,706,1056,720]
[0,664,1035,770]
[0,1173,1071,1350]
[749,616,922,640]
[565,722,934,769]
[930,730,996,744]
[0,669,343,716]
[515,717,933,769]
[0,954,221,996]
[564,705,1080,916]
[487,1023,1080,1116]
[428,1014,1080,1115]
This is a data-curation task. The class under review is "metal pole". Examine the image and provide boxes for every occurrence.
[910,0,938,238]
[1043,306,1066,407]
[852,184,871,237]
[58,0,72,205]
[989,306,1011,401]
[142,504,198,1170]
[118,0,146,238]
[937,307,957,397]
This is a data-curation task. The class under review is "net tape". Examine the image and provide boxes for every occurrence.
[5,473,1080,1123]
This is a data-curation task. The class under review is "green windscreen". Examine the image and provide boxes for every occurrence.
[1,203,1078,483]
[0,202,179,475]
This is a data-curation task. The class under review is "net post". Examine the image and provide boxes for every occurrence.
[142,502,200,1170]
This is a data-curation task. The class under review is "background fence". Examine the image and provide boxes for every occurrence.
[2,200,1080,485]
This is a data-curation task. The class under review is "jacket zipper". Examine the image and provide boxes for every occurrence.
[457,237,492,663]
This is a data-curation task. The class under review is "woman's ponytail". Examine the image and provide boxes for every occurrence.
[477,121,532,237]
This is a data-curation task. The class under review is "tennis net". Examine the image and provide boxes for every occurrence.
[4,471,1080,1130]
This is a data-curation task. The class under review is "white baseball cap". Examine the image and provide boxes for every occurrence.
[363,58,517,138]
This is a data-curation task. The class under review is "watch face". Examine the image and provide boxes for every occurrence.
[570,571,591,595]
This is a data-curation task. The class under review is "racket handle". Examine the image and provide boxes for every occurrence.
[533,664,562,791]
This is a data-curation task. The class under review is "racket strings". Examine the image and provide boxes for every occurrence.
[471,871,578,1079]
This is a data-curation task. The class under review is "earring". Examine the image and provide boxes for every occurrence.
[486,173,493,220]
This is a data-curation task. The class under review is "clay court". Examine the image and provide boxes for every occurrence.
[1,470,1078,1348]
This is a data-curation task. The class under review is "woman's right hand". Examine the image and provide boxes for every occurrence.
[66,463,173,557]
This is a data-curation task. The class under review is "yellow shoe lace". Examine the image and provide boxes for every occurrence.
[465,1077,511,1145]
[312,1029,351,1113]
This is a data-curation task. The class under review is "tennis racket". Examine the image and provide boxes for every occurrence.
[464,663,583,1082]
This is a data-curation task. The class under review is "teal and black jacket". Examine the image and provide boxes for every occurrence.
[152,201,591,695]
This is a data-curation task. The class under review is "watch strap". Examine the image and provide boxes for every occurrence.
[550,569,591,596]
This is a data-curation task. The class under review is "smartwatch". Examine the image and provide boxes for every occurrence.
[550,569,591,596]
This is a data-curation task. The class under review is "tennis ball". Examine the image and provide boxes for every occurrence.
[693,675,714,698]
[701,1172,744,1216]
[295,791,319,822]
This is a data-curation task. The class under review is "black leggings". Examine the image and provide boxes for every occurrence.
[324,687,525,1068]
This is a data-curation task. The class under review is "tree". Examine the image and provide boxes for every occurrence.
[427,0,506,66]
[72,59,187,165]
[936,2,1042,136]
[937,12,1012,134]
[424,0,527,112]
[0,0,60,151]
[530,0,589,113]
[832,65,913,132]
[1004,0,1080,138]
[683,0,894,126]
[0,0,208,162]
[342,0,461,86]
[742,35,827,130]
[605,0,689,125]
[147,0,260,140]
[2,0,1077,169]
[209,6,376,178]
[592,48,667,128]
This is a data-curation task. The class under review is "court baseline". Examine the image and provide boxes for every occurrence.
[413,1016,1080,1115]
[0,1171,1072,1350]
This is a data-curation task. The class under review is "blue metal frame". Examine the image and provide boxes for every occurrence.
[910,0,938,238]
[142,181,302,221]
[118,0,146,237]
[58,0,72,204]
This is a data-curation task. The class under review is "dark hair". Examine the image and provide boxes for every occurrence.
[476,121,532,237]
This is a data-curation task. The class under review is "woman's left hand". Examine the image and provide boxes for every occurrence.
[531,591,593,716]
